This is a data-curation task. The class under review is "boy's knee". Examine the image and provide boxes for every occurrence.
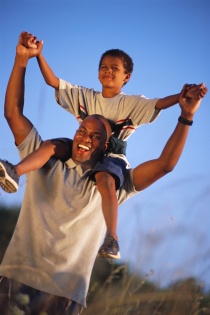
[39,140,58,157]
[41,139,55,146]
[41,139,55,149]
[95,172,115,188]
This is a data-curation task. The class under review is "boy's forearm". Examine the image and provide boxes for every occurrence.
[36,53,59,89]
[155,93,180,110]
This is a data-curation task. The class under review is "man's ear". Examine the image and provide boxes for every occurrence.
[104,141,109,151]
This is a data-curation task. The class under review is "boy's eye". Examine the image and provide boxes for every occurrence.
[100,65,119,71]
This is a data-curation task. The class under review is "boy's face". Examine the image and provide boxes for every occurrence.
[98,56,131,91]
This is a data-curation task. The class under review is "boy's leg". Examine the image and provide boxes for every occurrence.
[95,172,118,239]
[95,171,120,260]
[0,159,19,193]
[0,140,55,193]
[15,139,60,176]
[0,139,69,193]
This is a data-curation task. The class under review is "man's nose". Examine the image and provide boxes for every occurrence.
[83,134,92,142]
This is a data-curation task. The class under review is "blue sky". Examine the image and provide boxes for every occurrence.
[0,0,210,290]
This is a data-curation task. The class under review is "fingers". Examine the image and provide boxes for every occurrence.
[180,84,188,98]
[37,40,44,53]
[198,85,208,98]
[17,31,43,58]
[184,82,208,100]
[185,83,196,91]
[197,83,207,98]
[19,31,41,49]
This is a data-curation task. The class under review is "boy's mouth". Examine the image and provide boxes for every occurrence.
[103,75,113,79]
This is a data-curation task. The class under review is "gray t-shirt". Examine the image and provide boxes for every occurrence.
[55,79,160,141]
[0,127,138,307]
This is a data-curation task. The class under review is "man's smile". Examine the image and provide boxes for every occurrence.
[78,144,91,151]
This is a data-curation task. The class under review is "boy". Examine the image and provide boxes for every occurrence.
[0,32,206,260]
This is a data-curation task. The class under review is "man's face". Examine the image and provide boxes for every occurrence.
[98,55,130,91]
[72,117,107,170]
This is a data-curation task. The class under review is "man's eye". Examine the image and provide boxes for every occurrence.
[78,129,85,134]
[92,135,101,140]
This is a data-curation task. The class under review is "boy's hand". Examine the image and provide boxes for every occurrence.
[16,32,43,59]
[20,31,39,48]
[185,83,207,100]
[179,84,208,119]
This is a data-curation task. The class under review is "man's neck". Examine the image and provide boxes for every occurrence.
[72,159,95,173]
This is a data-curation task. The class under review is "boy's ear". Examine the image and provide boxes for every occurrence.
[124,73,131,83]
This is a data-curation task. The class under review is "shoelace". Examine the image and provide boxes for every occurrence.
[104,235,115,247]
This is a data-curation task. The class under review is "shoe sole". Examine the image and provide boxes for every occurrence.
[0,162,18,193]
[98,251,121,260]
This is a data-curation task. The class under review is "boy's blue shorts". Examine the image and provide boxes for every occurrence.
[89,156,127,190]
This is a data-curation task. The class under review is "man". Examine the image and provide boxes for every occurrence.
[0,34,207,314]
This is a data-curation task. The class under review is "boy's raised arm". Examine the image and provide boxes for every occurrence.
[19,31,59,89]
[36,53,59,89]
[155,83,207,110]
[155,93,180,110]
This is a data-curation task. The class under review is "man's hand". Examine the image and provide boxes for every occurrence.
[185,83,207,100]
[179,84,208,120]
[16,32,43,59]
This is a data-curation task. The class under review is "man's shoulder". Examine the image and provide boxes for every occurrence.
[18,126,42,158]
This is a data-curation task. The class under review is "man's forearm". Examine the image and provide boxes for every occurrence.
[4,54,28,118]
[132,116,191,192]
[159,118,191,172]
[4,52,33,146]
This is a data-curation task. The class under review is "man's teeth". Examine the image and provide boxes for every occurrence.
[78,144,90,150]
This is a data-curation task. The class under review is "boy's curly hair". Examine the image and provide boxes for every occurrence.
[99,49,134,75]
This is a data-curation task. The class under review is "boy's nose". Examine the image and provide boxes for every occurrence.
[105,67,112,73]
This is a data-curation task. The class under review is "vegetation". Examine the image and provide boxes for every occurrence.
[84,260,210,314]
[0,204,20,262]
[0,205,210,315]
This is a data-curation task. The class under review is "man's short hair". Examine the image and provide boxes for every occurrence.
[83,114,112,142]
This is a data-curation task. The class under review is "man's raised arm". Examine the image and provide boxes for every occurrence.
[133,84,208,192]
[4,32,43,146]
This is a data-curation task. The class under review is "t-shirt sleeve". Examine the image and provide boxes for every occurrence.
[18,127,42,160]
[127,95,161,127]
[55,79,86,120]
